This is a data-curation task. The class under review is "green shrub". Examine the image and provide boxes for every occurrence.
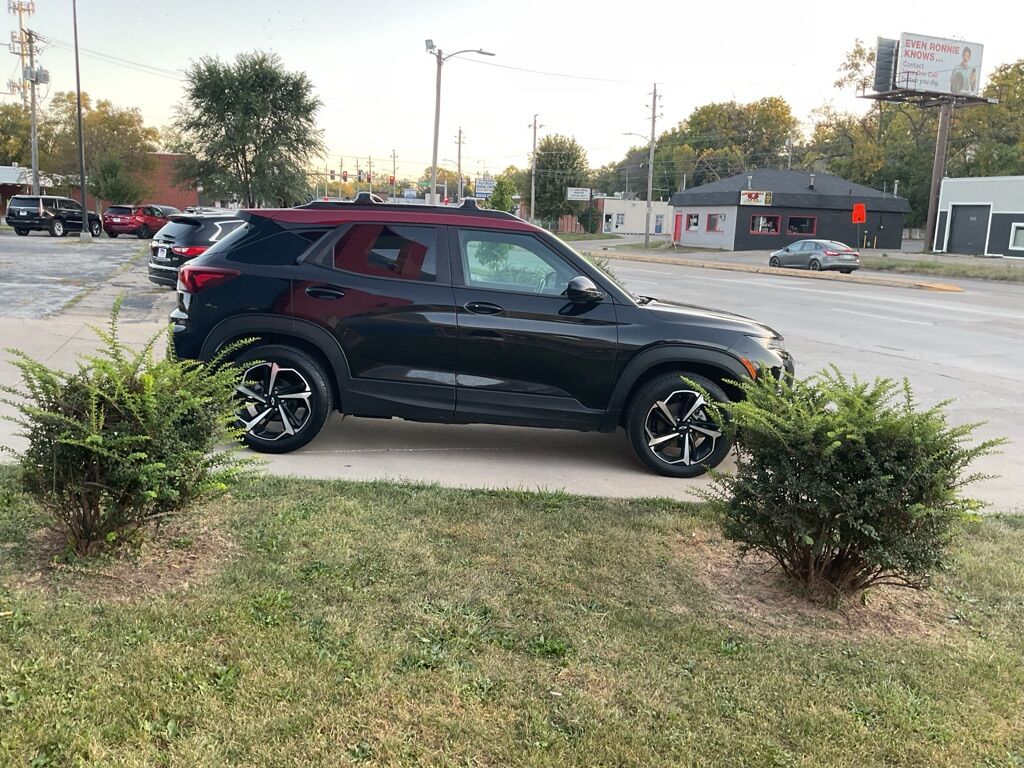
[1,301,254,555]
[709,367,1003,597]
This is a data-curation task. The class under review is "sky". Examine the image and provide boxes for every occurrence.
[3,0,1016,181]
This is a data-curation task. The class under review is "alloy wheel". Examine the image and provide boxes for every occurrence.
[809,260,821,271]
[236,362,314,442]
[643,389,722,466]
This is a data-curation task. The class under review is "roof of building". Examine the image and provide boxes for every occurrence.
[0,165,28,186]
[671,169,911,213]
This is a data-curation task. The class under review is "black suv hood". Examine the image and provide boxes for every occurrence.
[641,298,782,339]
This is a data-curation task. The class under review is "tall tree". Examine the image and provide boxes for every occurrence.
[88,154,146,204]
[0,103,31,166]
[174,51,323,207]
[533,134,589,223]
[485,175,516,213]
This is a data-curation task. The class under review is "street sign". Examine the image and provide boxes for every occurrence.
[475,178,496,198]
[403,188,417,199]
[567,187,591,201]
[852,203,867,224]
[739,190,773,206]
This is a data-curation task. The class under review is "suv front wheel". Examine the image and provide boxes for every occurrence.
[49,219,65,237]
[625,372,734,478]
[233,345,333,454]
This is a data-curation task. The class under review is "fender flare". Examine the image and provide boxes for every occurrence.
[199,314,352,385]
[602,344,750,429]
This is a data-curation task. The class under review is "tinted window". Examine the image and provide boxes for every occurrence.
[8,196,35,210]
[201,219,244,244]
[159,206,180,215]
[210,220,327,265]
[332,224,437,282]
[63,199,82,212]
[458,229,578,296]
[158,220,203,241]
[105,206,133,215]
[828,241,853,250]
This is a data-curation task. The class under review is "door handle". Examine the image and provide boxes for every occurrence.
[305,285,345,300]
[463,301,504,315]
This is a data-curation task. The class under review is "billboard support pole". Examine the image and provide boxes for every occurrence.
[924,100,953,253]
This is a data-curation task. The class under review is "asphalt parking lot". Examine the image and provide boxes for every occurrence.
[0,229,158,319]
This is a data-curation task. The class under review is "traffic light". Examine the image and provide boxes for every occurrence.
[329,170,336,181]
[389,175,395,185]
[358,170,365,182]
[342,171,348,182]
[367,173,372,183]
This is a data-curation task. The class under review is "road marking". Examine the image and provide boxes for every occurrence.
[833,308,933,326]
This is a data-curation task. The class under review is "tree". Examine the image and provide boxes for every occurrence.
[174,51,324,207]
[486,175,516,212]
[0,103,30,166]
[533,134,589,223]
[501,164,531,200]
[88,154,146,204]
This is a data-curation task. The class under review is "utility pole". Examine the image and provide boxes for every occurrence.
[391,149,397,201]
[72,0,90,242]
[368,156,373,195]
[7,1,34,108]
[924,101,953,252]
[455,127,463,201]
[644,83,659,249]
[26,29,39,194]
[529,114,541,224]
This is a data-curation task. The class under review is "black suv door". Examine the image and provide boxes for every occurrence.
[290,221,459,422]
[59,198,84,230]
[448,226,619,429]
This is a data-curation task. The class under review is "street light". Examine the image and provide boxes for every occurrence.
[426,40,494,205]
[624,131,655,248]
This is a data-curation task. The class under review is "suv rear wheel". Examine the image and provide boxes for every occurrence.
[625,372,734,478]
[14,227,28,236]
[49,219,65,237]
[233,345,333,454]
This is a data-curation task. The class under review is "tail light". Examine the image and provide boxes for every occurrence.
[178,265,239,293]
[824,250,838,256]
[170,245,208,258]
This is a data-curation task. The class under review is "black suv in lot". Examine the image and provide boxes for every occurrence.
[148,213,244,288]
[172,197,794,477]
[5,194,102,237]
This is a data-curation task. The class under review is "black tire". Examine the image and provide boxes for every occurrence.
[625,372,734,478]
[137,225,150,239]
[14,227,28,236]
[839,269,853,275]
[769,256,780,267]
[48,219,65,237]
[89,220,102,237]
[233,344,333,454]
[809,259,821,271]
[108,232,119,238]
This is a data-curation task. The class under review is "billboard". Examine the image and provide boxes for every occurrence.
[566,187,591,201]
[475,178,495,198]
[739,191,773,206]
[896,33,983,96]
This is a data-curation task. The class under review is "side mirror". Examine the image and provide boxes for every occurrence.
[564,275,604,303]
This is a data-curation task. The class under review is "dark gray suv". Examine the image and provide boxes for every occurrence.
[5,195,102,237]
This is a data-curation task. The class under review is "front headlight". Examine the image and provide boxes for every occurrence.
[749,335,785,351]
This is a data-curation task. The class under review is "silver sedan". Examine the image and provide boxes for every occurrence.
[769,239,860,273]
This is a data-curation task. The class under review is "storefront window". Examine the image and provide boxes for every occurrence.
[787,215,817,235]
[1011,223,1024,252]
[750,215,781,234]
[686,213,699,231]
[706,213,725,233]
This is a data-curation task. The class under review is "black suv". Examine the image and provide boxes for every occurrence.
[148,213,244,288]
[172,198,794,477]
[5,194,102,237]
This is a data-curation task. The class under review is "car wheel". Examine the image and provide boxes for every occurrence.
[769,256,781,267]
[809,259,821,271]
[625,372,734,478]
[14,227,28,236]
[89,220,102,237]
[839,269,853,275]
[137,225,150,239]
[49,219,65,237]
[233,345,333,454]
[108,232,119,238]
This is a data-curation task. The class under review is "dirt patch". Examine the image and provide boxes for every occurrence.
[673,527,957,641]
[5,512,236,602]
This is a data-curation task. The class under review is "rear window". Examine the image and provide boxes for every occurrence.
[204,219,327,265]
[8,196,36,210]
[828,241,853,250]
[105,205,133,216]
[159,206,181,215]
[157,219,203,242]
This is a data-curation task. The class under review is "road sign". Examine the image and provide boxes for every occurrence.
[852,203,867,224]
[567,187,591,201]
[739,190,773,206]
[475,178,496,198]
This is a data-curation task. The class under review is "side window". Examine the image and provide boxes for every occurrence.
[458,229,579,296]
[332,224,438,282]
[65,199,82,212]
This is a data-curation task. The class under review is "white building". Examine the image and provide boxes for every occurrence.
[596,197,673,236]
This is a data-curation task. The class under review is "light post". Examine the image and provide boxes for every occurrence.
[425,39,494,205]
[72,0,91,242]
[624,130,656,248]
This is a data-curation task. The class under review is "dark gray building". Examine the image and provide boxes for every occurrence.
[670,170,910,251]
[934,176,1024,257]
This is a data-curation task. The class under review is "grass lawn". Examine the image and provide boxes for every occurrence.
[862,255,1024,283]
[552,232,620,242]
[2,469,1024,766]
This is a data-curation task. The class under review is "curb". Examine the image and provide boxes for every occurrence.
[588,250,965,293]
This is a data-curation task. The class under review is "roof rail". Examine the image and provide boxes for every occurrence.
[459,198,480,210]
[353,191,386,204]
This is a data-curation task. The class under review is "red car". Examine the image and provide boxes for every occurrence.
[102,204,180,239]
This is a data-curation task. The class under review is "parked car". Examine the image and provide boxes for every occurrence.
[769,240,860,273]
[171,196,793,477]
[4,194,102,237]
[103,203,177,239]
[148,212,244,288]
